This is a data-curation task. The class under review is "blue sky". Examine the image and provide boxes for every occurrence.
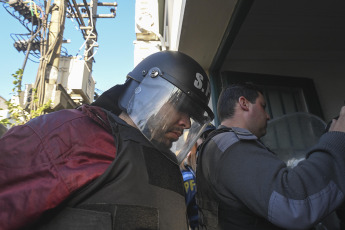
[0,0,135,100]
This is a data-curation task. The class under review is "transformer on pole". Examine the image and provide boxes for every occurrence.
[3,0,117,111]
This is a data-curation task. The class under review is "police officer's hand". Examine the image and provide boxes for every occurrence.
[329,106,345,133]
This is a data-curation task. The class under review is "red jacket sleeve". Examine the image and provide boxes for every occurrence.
[0,109,116,230]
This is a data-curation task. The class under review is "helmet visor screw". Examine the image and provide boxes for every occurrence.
[150,70,159,78]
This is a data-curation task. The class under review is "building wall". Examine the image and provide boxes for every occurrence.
[221,58,345,122]
[219,0,345,122]
[134,0,162,66]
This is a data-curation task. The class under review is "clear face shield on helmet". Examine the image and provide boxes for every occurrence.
[126,72,213,162]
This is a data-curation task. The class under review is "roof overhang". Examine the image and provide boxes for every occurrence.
[177,0,251,72]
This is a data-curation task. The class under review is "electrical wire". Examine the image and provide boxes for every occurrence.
[4,0,101,108]
[66,7,81,31]
[2,2,34,32]
[60,46,71,57]
[75,3,98,62]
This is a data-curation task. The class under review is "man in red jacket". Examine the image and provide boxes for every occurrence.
[0,51,214,230]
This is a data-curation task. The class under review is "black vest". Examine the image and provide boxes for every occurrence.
[33,111,188,230]
[196,128,282,230]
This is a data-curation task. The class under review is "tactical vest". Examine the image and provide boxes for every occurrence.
[196,127,281,230]
[33,112,188,230]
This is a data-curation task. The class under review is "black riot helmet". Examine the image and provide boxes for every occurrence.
[119,51,214,161]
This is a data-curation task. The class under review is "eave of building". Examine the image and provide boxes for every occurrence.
[176,0,246,72]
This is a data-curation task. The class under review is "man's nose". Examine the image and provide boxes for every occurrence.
[179,112,191,129]
[266,112,270,121]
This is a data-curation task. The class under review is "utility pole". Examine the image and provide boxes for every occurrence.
[40,0,67,107]
[47,0,66,84]
[6,0,117,111]
[39,0,116,109]
[83,0,98,72]
[77,0,118,71]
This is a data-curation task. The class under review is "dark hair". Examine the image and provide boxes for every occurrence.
[217,83,263,122]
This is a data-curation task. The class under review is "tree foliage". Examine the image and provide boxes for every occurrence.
[0,69,52,127]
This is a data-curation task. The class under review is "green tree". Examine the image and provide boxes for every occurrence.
[0,69,52,127]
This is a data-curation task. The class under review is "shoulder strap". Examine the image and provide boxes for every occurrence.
[197,127,233,156]
[206,127,233,140]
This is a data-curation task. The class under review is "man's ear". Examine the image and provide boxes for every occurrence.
[238,96,249,111]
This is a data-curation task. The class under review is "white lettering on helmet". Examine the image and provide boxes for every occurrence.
[194,73,203,89]
[194,73,210,97]
[205,81,210,97]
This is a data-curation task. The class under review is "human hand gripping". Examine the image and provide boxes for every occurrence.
[329,106,345,133]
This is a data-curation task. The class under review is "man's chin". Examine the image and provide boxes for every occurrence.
[259,130,267,139]
[151,138,173,152]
